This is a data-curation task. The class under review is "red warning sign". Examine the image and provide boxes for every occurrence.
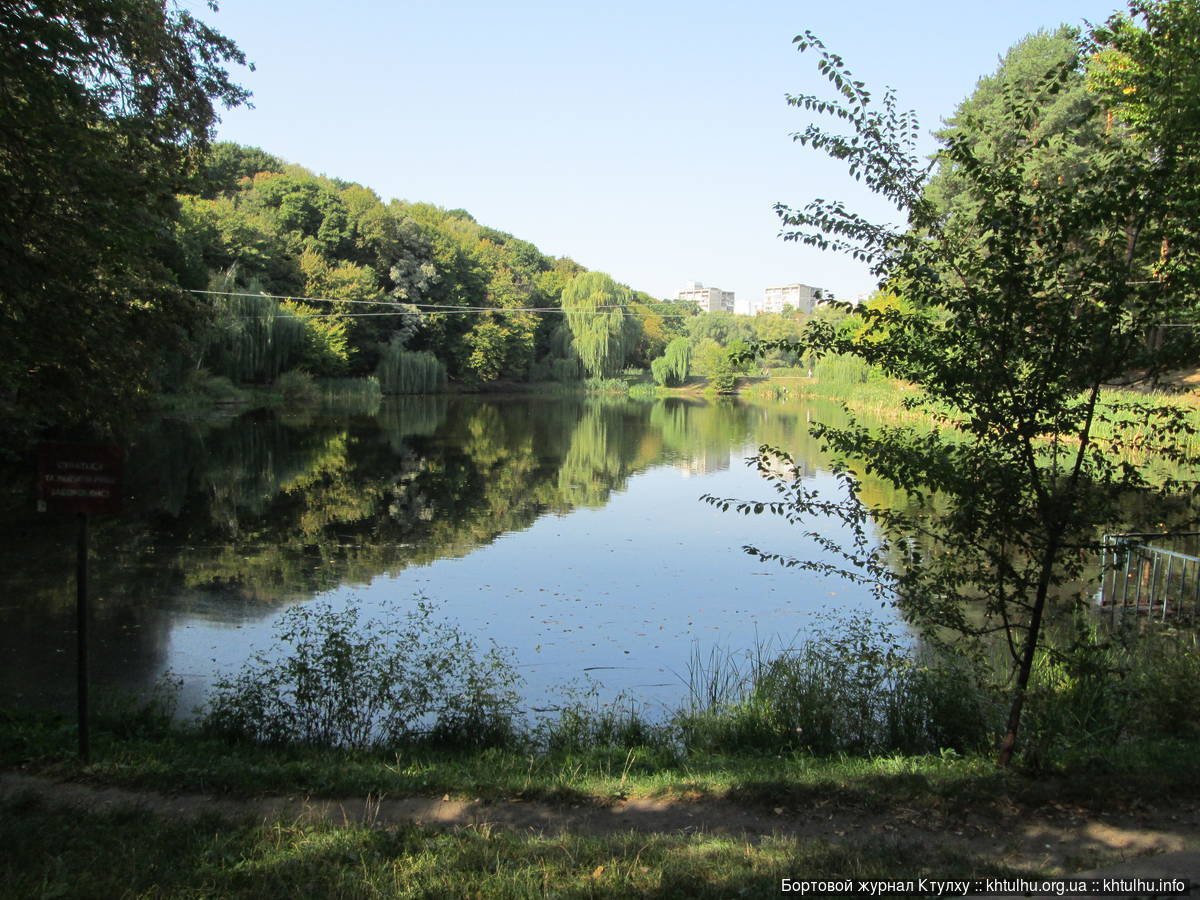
[36,442,123,515]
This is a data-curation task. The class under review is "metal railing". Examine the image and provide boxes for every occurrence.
[1098,532,1200,622]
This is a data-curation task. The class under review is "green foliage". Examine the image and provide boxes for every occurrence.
[195,142,284,197]
[925,27,1102,223]
[705,370,739,394]
[376,341,447,394]
[1021,626,1200,766]
[316,377,382,414]
[650,337,691,387]
[280,300,352,376]
[582,377,631,394]
[692,338,743,392]
[687,311,755,347]
[0,0,248,441]
[676,616,996,756]
[650,357,672,387]
[813,353,875,385]
[560,272,640,378]
[204,600,522,750]
[538,684,669,753]
[275,370,319,406]
[689,339,725,376]
[737,9,1200,765]
[627,382,660,400]
[202,293,309,383]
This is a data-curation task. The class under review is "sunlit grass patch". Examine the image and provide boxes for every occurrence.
[0,792,1029,899]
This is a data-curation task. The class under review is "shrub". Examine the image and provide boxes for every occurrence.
[203,600,523,750]
[704,368,739,394]
[186,369,243,402]
[676,615,996,756]
[275,369,319,405]
[627,382,659,400]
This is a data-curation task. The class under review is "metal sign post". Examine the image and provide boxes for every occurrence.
[76,511,88,760]
[36,442,123,762]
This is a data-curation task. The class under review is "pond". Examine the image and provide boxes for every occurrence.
[0,393,899,720]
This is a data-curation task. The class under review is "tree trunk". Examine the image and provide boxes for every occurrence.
[996,547,1056,767]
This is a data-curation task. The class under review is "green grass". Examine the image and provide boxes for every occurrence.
[4,709,1197,897]
[0,788,1033,900]
[4,708,1200,813]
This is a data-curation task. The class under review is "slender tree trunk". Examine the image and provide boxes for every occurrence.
[996,542,1058,767]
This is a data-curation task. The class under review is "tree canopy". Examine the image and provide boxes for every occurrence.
[560,272,639,379]
[725,1,1200,765]
[0,0,249,441]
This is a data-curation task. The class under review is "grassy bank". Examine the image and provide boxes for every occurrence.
[5,610,1200,897]
[6,706,1200,809]
[0,786,1033,900]
[3,708,1198,898]
[4,606,1199,807]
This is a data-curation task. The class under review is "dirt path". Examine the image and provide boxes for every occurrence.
[4,770,1199,877]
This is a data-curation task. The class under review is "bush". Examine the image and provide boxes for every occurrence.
[627,382,659,400]
[182,368,243,402]
[1021,625,1200,765]
[203,600,523,750]
[582,377,629,394]
[275,369,319,405]
[705,370,738,394]
[676,615,996,756]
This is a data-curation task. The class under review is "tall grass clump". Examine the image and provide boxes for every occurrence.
[203,600,522,750]
[376,340,447,394]
[676,616,997,756]
[538,683,670,754]
[813,352,878,386]
[1019,623,1200,766]
[582,376,630,394]
[318,376,382,414]
[627,382,660,401]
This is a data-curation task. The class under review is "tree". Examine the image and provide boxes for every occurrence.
[651,337,691,387]
[196,142,284,198]
[718,6,1200,766]
[560,272,638,378]
[0,0,248,441]
[924,27,1106,224]
[686,310,755,347]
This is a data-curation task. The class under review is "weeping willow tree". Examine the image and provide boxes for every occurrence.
[560,272,640,378]
[556,403,635,507]
[376,337,447,394]
[202,293,308,383]
[650,337,691,386]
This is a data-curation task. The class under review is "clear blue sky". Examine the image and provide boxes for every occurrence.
[200,0,1125,310]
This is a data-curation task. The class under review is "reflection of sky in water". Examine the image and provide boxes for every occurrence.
[165,446,896,719]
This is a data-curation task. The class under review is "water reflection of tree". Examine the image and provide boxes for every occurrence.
[0,394,874,711]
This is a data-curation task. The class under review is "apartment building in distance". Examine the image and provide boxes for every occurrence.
[760,283,825,315]
[677,281,735,313]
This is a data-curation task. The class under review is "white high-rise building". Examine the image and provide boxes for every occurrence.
[761,283,825,315]
[677,281,735,313]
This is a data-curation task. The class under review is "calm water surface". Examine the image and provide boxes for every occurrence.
[0,394,897,717]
